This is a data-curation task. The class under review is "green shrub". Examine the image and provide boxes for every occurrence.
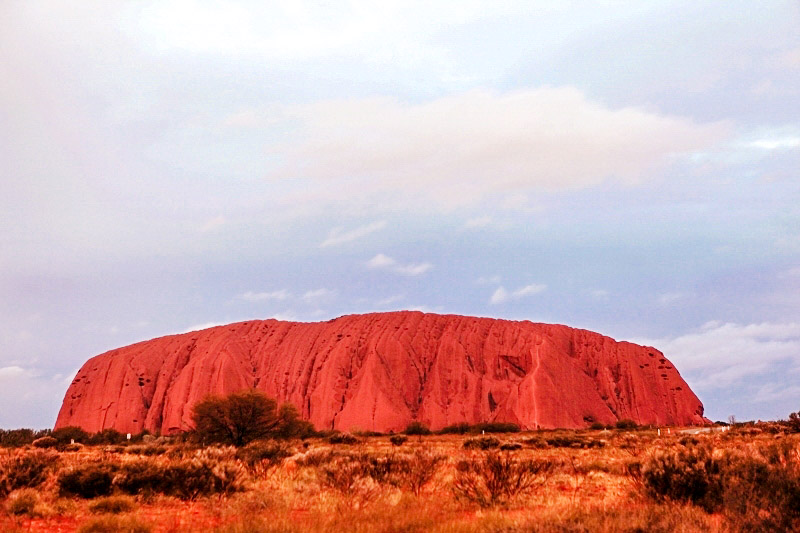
[52,426,90,445]
[0,449,59,496]
[89,429,127,445]
[114,457,246,500]
[463,437,500,450]
[474,422,520,433]
[235,440,292,469]
[0,429,36,448]
[453,452,555,507]
[89,495,137,514]
[721,441,800,532]
[632,444,723,512]
[389,435,408,446]
[5,488,42,516]
[78,515,152,533]
[32,436,58,448]
[58,463,117,498]
[403,422,431,436]
[327,432,359,445]
[438,423,472,434]
[615,419,638,430]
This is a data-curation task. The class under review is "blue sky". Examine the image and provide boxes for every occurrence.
[1,1,799,428]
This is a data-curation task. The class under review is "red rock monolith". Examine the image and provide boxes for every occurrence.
[55,311,707,434]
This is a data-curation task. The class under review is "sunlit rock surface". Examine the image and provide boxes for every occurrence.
[56,311,707,433]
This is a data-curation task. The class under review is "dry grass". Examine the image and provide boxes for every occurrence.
[0,427,797,532]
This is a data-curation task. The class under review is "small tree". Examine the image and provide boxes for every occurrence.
[191,389,307,446]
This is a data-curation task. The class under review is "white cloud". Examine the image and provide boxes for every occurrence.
[366,253,432,276]
[590,289,609,298]
[181,322,226,333]
[376,294,405,306]
[275,87,729,208]
[490,283,547,304]
[301,288,335,304]
[634,321,800,391]
[321,220,386,247]
[240,290,291,302]
[200,215,226,232]
[749,137,800,150]
[476,275,502,285]
[464,216,492,229]
[657,292,686,305]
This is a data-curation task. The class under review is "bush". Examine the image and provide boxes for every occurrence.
[114,457,247,500]
[0,429,36,448]
[396,450,446,496]
[474,422,520,434]
[52,426,90,445]
[499,442,522,451]
[389,435,408,446]
[721,441,800,532]
[5,488,43,516]
[89,429,127,445]
[192,389,310,446]
[32,436,58,449]
[58,463,117,498]
[78,515,152,533]
[453,452,555,507]
[235,440,292,475]
[463,437,500,450]
[615,419,638,430]
[631,443,723,512]
[403,422,431,436]
[0,449,60,496]
[438,423,472,434]
[327,432,360,445]
[89,495,137,514]
[589,422,608,430]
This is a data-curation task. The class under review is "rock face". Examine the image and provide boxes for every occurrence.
[56,311,707,434]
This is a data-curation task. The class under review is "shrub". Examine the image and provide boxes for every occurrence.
[5,488,43,516]
[438,423,472,434]
[52,426,90,445]
[615,419,638,430]
[396,450,446,496]
[89,429,127,445]
[58,463,117,499]
[403,422,431,436]
[474,422,520,434]
[78,515,152,533]
[236,440,292,477]
[453,451,555,507]
[589,422,608,430]
[192,390,309,446]
[0,429,36,448]
[0,449,59,496]
[499,442,522,451]
[721,441,800,532]
[389,435,408,446]
[632,443,723,512]
[89,495,137,514]
[463,437,500,450]
[114,457,247,500]
[32,436,58,448]
[327,432,360,445]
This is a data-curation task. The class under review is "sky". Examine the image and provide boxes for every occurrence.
[1,1,799,428]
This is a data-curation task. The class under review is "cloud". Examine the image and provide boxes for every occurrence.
[275,87,729,208]
[476,275,502,285]
[321,220,386,247]
[200,215,226,232]
[464,216,492,229]
[301,288,335,304]
[239,290,291,302]
[0,366,77,428]
[748,137,800,151]
[657,292,686,305]
[181,322,226,334]
[366,254,432,276]
[634,321,800,391]
[490,283,547,304]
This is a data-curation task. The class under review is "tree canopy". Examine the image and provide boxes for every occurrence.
[191,389,311,446]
